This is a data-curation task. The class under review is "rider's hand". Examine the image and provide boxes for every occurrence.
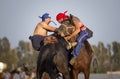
[54,28,59,33]
[64,36,71,40]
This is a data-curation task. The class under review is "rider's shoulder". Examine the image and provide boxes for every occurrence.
[37,22,46,26]
[41,22,47,26]
[72,16,80,22]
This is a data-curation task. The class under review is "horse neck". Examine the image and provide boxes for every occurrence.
[84,40,93,54]
[54,34,68,48]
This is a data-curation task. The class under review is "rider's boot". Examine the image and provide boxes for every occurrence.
[66,42,77,50]
[70,57,76,65]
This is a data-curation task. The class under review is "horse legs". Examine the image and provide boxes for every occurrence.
[37,71,43,79]
[36,65,43,79]
[56,64,70,79]
[41,72,50,79]
[48,72,57,79]
[83,69,90,79]
[53,54,70,79]
[73,69,79,79]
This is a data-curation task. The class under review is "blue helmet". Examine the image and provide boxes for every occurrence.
[39,13,51,21]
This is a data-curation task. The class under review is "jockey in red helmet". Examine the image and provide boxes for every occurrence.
[56,11,93,65]
[56,11,69,23]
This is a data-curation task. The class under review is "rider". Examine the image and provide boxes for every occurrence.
[29,13,57,51]
[56,11,93,65]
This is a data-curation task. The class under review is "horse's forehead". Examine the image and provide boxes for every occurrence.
[62,20,70,24]
[60,22,74,28]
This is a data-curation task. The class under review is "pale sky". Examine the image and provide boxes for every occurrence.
[0,0,120,48]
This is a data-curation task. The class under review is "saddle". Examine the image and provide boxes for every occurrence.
[43,35,77,50]
[43,36,58,45]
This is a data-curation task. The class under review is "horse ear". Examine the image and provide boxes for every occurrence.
[70,14,73,19]
[69,14,75,26]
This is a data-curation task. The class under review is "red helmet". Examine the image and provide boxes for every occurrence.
[56,11,69,21]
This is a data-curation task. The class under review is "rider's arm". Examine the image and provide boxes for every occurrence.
[70,25,80,38]
[70,16,85,38]
[65,16,82,40]
[42,24,57,32]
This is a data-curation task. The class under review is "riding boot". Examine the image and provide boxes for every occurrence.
[71,42,77,47]
[66,42,77,50]
[70,57,76,65]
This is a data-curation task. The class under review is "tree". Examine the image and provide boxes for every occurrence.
[19,40,30,53]
[0,38,2,53]
[98,42,106,66]
[111,41,120,70]
[1,37,10,53]
[0,37,18,70]
[17,40,37,67]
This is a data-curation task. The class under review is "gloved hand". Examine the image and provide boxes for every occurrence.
[54,28,62,36]
[54,28,59,33]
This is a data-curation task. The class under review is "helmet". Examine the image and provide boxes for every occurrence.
[56,11,69,21]
[39,13,51,21]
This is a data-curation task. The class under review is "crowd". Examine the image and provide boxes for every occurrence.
[0,66,36,79]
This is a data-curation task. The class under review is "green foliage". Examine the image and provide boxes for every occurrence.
[19,40,30,52]
[91,41,120,73]
[21,52,38,68]
[17,40,38,68]
[0,37,19,70]
[111,41,120,70]
[1,37,120,73]
[91,66,107,73]
[97,66,106,73]
[0,37,10,53]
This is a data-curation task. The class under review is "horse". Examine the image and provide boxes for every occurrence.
[36,34,70,79]
[57,15,93,79]
[69,40,93,79]
[36,14,93,79]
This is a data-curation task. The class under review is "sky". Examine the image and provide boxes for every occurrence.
[0,0,120,48]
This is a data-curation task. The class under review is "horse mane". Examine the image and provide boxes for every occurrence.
[53,34,68,47]
[84,40,93,55]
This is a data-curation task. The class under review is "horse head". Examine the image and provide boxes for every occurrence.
[58,19,75,37]
[57,17,77,43]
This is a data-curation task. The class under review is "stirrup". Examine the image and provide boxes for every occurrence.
[44,36,58,45]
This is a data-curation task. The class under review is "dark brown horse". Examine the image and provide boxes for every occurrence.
[58,17,93,79]
[36,34,70,79]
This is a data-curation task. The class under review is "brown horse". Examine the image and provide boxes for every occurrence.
[58,17,93,79]
[69,41,93,79]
